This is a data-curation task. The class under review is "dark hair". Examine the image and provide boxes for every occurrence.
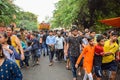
[31,33,37,37]
[102,32,108,36]
[0,32,8,38]
[87,36,94,42]
[71,25,78,32]
[0,44,5,58]
[7,24,14,31]
[0,32,11,45]
[49,30,53,33]
[90,30,95,34]
[111,32,118,36]
[16,33,21,39]
[20,28,24,32]
[96,35,104,42]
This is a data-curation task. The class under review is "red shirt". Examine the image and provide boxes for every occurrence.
[95,44,104,56]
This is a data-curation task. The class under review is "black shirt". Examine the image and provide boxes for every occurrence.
[67,36,82,57]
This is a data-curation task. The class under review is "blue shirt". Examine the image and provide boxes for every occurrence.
[46,36,56,45]
[31,38,40,50]
[0,59,22,80]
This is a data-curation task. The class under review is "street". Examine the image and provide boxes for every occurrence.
[22,56,120,80]
[22,56,73,80]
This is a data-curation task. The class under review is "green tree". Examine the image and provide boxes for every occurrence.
[0,0,19,26]
[52,0,120,31]
[16,11,38,30]
[51,0,82,28]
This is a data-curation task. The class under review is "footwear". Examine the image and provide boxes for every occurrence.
[66,66,71,70]
[49,62,53,66]
[43,53,45,57]
[36,61,40,65]
[32,64,36,67]
[55,58,58,61]
[73,78,77,80]
[26,66,29,69]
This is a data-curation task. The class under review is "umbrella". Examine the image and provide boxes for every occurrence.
[99,17,120,28]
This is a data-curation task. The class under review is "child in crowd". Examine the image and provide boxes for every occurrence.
[75,37,95,80]
[93,35,105,80]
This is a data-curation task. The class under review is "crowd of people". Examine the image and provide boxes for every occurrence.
[0,25,120,80]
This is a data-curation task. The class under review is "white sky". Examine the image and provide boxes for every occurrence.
[14,0,59,23]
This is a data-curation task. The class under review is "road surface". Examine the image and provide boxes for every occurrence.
[22,56,120,80]
[22,56,73,80]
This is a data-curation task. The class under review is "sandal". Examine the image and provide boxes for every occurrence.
[66,66,71,70]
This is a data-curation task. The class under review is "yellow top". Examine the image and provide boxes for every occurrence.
[11,35,19,52]
[102,40,119,63]
[11,35,20,67]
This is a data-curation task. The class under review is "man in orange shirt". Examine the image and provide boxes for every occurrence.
[75,37,95,80]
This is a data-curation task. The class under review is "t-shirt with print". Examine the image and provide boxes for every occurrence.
[67,36,82,57]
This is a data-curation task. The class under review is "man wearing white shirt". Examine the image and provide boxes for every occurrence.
[55,31,65,61]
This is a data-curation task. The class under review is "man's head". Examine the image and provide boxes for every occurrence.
[85,28,89,33]
[87,37,94,46]
[110,32,118,42]
[49,30,53,36]
[71,25,78,36]
[102,32,108,39]
[20,28,24,33]
[90,30,96,38]
[39,31,43,34]
[97,35,105,46]
[30,33,36,39]
[57,31,61,37]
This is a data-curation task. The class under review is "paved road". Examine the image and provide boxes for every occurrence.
[22,56,120,80]
[22,56,73,80]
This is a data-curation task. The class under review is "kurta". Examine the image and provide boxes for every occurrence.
[0,59,22,80]
[76,45,95,74]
